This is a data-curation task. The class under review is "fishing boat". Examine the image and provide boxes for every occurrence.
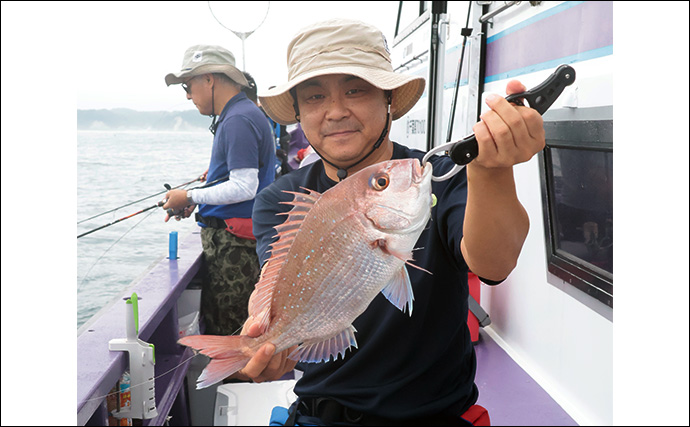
[77,1,614,425]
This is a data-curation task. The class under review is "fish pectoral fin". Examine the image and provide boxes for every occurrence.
[371,239,432,276]
[370,238,411,261]
[288,325,358,363]
[381,267,415,316]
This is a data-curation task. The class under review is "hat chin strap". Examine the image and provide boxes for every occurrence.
[209,83,218,135]
[310,102,391,182]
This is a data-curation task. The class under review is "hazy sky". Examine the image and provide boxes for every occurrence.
[67,1,400,112]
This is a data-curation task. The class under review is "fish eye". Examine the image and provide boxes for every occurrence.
[370,173,390,191]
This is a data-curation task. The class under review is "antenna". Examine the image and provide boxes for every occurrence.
[207,1,270,71]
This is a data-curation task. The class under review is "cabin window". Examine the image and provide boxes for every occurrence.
[394,1,429,39]
[538,119,613,307]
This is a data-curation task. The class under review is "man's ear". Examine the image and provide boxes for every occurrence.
[386,90,396,116]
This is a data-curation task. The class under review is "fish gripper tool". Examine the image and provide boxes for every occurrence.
[447,64,576,166]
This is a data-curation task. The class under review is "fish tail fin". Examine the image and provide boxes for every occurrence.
[196,355,251,389]
[178,334,253,389]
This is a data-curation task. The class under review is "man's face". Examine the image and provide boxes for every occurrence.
[183,74,213,116]
[294,74,393,167]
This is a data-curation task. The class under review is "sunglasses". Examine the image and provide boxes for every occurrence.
[182,76,199,94]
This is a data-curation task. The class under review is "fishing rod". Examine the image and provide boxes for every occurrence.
[77,198,167,239]
[77,175,229,239]
[77,176,204,225]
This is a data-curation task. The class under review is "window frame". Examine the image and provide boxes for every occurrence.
[538,118,613,308]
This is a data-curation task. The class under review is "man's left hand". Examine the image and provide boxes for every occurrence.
[472,80,545,169]
[163,189,194,222]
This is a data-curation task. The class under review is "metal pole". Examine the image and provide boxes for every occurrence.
[426,1,448,151]
[241,36,246,71]
[479,1,520,23]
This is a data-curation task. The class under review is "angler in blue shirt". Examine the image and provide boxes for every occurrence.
[163,45,276,336]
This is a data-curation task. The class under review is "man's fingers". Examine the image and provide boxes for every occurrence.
[505,79,526,96]
[245,322,263,338]
[241,343,276,382]
[265,346,286,374]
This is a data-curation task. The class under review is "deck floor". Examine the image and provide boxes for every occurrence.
[207,328,579,426]
[474,329,578,426]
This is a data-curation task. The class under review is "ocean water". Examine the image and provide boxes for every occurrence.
[77,130,212,329]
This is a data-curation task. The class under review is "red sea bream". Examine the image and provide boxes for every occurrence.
[179,158,433,388]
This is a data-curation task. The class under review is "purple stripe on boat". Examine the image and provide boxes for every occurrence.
[486,1,613,79]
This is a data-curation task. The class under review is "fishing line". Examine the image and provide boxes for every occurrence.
[77,176,228,238]
[78,175,230,291]
[78,205,160,292]
[82,351,201,404]
[81,314,249,403]
[78,176,202,225]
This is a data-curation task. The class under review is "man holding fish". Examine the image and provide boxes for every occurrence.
[180,19,545,425]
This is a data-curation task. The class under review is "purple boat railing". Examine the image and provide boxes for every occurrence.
[77,231,204,426]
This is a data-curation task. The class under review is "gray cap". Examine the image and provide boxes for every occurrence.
[165,44,249,87]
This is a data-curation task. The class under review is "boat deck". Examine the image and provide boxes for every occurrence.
[210,327,580,426]
[77,230,579,426]
[474,329,578,426]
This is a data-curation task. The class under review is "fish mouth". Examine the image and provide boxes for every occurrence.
[414,160,433,185]
[409,161,433,230]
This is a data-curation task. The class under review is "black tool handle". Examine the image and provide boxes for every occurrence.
[504,64,576,114]
[448,64,576,166]
[448,134,479,165]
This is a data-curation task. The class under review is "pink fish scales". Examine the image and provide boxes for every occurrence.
[180,159,433,388]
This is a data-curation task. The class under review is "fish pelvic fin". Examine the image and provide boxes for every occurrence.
[178,335,253,389]
[288,325,358,363]
[381,266,415,316]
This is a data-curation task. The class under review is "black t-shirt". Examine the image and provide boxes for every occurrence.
[252,142,480,419]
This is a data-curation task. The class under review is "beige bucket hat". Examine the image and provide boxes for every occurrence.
[259,19,426,125]
[165,44,249,87]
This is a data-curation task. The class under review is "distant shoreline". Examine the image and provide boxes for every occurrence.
[77,129,209,134]
[77,108,211,132]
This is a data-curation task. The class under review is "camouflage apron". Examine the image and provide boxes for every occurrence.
[200,227,260,336]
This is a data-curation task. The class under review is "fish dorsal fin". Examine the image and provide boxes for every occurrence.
[381,266,415,316]
[248,188,322,331]
[288,325,358,363]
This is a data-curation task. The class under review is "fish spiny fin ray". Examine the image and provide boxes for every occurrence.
[288,325,358,363]
[273,189,321,243]
[248,255,284,329]
[250,188,323,326]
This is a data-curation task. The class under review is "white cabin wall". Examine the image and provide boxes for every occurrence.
[465,1,614,422]
[481,155,614,426]
[391,2,614,424]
